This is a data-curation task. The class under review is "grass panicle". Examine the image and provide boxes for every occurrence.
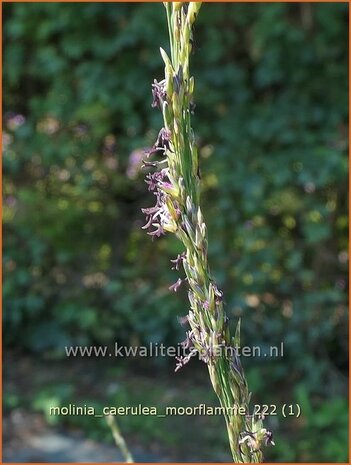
[141,3,274,462]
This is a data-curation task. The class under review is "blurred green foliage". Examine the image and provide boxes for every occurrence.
[3,3,348,462]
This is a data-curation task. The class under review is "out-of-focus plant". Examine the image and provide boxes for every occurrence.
[106,415,134,463]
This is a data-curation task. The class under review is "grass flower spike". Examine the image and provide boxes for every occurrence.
[141,3,274,462]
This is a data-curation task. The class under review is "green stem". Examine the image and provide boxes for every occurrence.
[149,3,273,461]
[106,414,134,463]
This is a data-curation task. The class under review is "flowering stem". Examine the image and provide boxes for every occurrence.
[141,3,274,462]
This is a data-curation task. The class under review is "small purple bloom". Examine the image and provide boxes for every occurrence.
[144,127,172,158]
[142,184,171,238]
[169,278,183,292]
[174,354,191,372]
[181,331,193,349]
[141,204,160,215]
[159,181,173,190]
[147,223,165,238]
[151,79,166,109]
[156,128,172,152]
[170,252,186,271]
[141,217,152,230]
[145,170,166,191]
[264,430,275,446]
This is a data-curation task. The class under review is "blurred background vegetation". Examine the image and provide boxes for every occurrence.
[3,2,348,462]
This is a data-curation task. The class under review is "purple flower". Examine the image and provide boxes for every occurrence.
[145,127,172,158]
[159,181,173,190]
[263,430,275,447]
[147,223,165,238]
[181,330,194,349]
[145,170,166,191]
[142,189,168,236]
[151,79,166,109]
[141,213,156,230]
[175,354,191,372]
[169,278,183,292]
[170,252,186,271]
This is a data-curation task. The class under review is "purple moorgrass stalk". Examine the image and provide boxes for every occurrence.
[140,3,274,462]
